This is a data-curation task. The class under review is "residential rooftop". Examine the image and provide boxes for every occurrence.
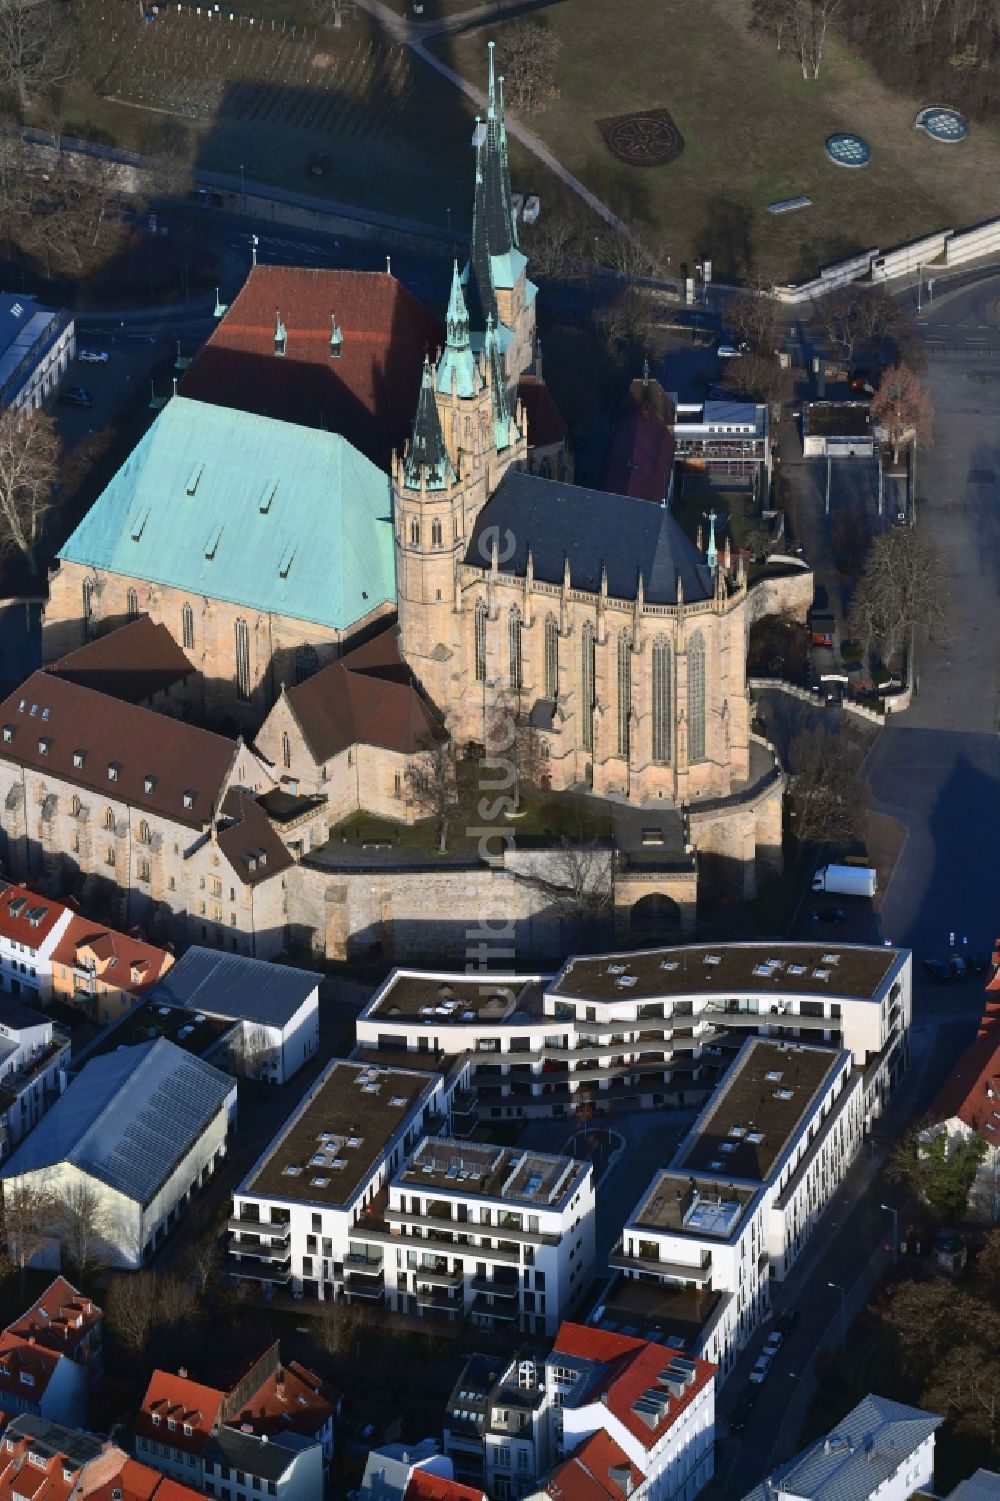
[243,1060,436,1208]
[552,943,900,1005]
[597,1275,724,1351]
[397,1137,587,1206]
[632,1172,758,1238]
[675,1038,846,1182]
[803,401,872,438]
[365,971,548,1025]
[76,996,232,1065]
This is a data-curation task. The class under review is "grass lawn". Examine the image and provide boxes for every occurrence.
[433,0,1000,281]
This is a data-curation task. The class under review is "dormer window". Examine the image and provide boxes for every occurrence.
[108,762,121,782]
[20,1371,34,1387]
[183,1424,192,1437]
[274,309,287,357]
[152,1413,161,1427]
[183,791,196,810]
[73,750,86,768]
[144,775,157,795]
[167,1418,176,1432]
[330,315,343,358]
[3,725,14,743]
[38,737,51,756]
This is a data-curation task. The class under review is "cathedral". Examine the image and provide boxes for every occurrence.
[393,46,751,805]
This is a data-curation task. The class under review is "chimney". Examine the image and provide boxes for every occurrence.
[178,1367,188,1379]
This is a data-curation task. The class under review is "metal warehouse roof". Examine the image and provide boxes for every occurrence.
[57,397,396,632]
[740,1395,943,1501]
[153,947,318,1030]
[0,1038,234,1207]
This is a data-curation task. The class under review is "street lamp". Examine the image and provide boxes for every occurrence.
[828,1281,846,1349]
[880,1203,899,1266]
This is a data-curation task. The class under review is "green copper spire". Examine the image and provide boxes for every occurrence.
[485,313,516,453]
[406,356,454,491]
[437,260,480,400]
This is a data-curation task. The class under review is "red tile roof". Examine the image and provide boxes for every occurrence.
[0,881,68,948]
[552,1322,716,1451]
[404,1471,487,1501]
[544,1430,641,1501]
[48,619,195,706]
[4,1278,101,1361]
[226,1361,334,1441]
[0,1335,63,1402]
[285,626,444,763]
[518,374,568,449]
[0,672,237,831]
[134,1372,225,1455]
[181,267,443,469]
[82,1456,162,1501]
[51,919,172,996]
[928,1037,1000,1138]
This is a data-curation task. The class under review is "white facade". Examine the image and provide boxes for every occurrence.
[230,1061,450,1301]
[611,1039,864,1381]
[372,1138,595,1337]
[0,891,74,1002]
[548,1377,714,1501]
[0,1006,70,1158]
[356,946,911,1124]
[0,297,75,414]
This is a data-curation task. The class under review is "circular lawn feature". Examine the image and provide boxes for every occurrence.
[915,106,968,143]
[825,132,872,169]
[596,108,685,168]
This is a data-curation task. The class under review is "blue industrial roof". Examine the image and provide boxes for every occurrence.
[58,397,396,632]
[740,1395,943,1501]
[153,946,318,1030]
[0,1038,234,1206]
[467,470,713,605]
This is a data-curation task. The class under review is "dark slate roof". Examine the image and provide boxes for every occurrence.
[518,374,568,448]
[407,360,452,486]
[207,1425,311,1481]
[153,945,317,1029]
[466,471,713,604]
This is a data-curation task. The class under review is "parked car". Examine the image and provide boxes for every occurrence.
[774,1308,800,1336]
[764,1330,784,1356]
[728,1390,758,1432]
[78,350,108,364]
[749,1353,772,1385]
[59,387,93,409]
[812,906,847,924]
[949,954,967,979]
[718,340,748,359]
[923,958,950,983]
[967,952,990,975]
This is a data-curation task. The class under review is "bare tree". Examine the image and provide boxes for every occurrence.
[848,528,951,664]
[0,0,74,111]
[870,364,933,463]
[405,738,468,854]
[106,1270,198,1356]
[788,727,868,846]
[228,1022,276,1082]
[523,214,583,280]
[484,693,545,814]
[0,408,60,573]
[185,1234,222,1295]
[720,352,792,408]
[495,21,561,114]
[58,1179,109,1277]
[723,284,781,354]
[514,838,615,922]
[811,285,914,370]
[750,0,841,79]
[306,0,355,24]
[0,133,137,281]
[1,1178,56,1286]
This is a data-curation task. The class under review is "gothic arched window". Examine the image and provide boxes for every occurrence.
[474,600,487,683]
[431,519,443,548]
[688,631,706,763]
[234,619,251,703]
[409,517,420,548]
[182,603,194,650]
[617,632,632,758]
[543,616,559,701]
[126,588,139,620]
[295,645,319,684]
[138,819,151,845]
[282,732,291,770]
[581,623,595,752]
[508,608,522,693]
[652,638,672,764]
[105,807,115,832]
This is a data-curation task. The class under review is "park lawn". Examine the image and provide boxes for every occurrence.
[433,0,1000,281]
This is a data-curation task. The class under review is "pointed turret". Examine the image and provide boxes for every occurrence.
[484,314,516,451]
[464,44,526,341]
[404,357,454,491]
[466,121,499,335]
[706,509,719,574]
[437,260,480,400]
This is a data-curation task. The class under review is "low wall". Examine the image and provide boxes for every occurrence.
[748,675,899,724]
[777,217,1000,302]
[945,219,1000,265]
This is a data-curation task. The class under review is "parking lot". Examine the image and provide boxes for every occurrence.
[53,331,169,447]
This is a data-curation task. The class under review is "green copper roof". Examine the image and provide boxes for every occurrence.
[438,261,480,400]
[485,316,517,453]
[490,248,528,293]
[58,396,396,631]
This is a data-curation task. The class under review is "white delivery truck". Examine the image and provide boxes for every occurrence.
[811,864,877,898]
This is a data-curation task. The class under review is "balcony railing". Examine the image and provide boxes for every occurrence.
[469,1274,519,1297]
[470,1295,519,1322]
[227,1217,291,1240]
[227,1254,291,1283]
[608,1239,713,1284]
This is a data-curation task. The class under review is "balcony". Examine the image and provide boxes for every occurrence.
[470,1274,519,1298]
[229,1235,292,1262]
[227,1217,290,1240]
[608,1240,712,1284]
[385,1207,558,1247]
[415,1285,463,1313]
[227,1253,291,1284]
[414,1261,463,1287]
[344,1253,383,1275]
[470,1295,519,1322]
[345,1271,385,1300]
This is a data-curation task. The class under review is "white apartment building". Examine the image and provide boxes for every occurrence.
[739,1394,942,1501]
[0,295,75,413]
[606,1036,864,1381]
[355,944,911,1124]
[229,1060,459,1300]
[0,882,74,1002]
[0,998,70,1159]
[670,398,771,486]
[375,1138,595,1337]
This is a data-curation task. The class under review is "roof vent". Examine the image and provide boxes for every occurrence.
[330,314,343,358]
[185,462,204,497]
[274,309,287,357]
[259,480,278,514]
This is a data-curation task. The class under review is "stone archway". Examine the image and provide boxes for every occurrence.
[630,891,683,943]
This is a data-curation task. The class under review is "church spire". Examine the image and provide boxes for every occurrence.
[465,43,519,338]
[405,356,454,491]
[437,260,479,399]
[485,313,515,451]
